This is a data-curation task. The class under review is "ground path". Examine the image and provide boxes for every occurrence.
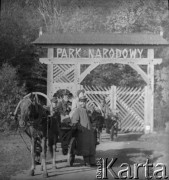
[10,130,169,180]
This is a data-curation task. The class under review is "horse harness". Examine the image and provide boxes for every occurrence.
[18,97,48,139]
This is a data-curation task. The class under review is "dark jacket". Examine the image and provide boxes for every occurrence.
[71,107,96,156]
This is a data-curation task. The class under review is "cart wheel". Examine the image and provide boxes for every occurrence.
[68,154,75,167]
[67,137,76,166]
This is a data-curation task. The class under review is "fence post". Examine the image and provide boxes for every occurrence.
[147,49,155,133]
[110,85,116,113]
[47,48,54,105]
[144,86,150,134]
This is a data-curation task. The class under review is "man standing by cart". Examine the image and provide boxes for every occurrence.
[57,90,71,124]
[56,90,73,154]
[71,91,96,167]
[98,97,111,133]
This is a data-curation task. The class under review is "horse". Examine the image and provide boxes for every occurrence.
[89,107,105,143]
[17,93,49,177]
[108,114,120,141]
[47,110,60,169]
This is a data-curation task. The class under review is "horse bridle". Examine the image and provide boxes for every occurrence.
[14,92,53,132]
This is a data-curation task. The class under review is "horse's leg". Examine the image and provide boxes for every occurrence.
[52,136,57,169]
[93,128,97,145]
[40,158,43,171]
[40,139,43,171]
[41,137,48,177]
[110,126,114,141]
[98,130,101,143]
[115,122,118,137]
[48,136,55,168]
[29,138,35,176]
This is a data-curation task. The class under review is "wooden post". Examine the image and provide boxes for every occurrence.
[74,63,81,93]
[144,86,150,133]
[110,85,116,114]
[146,49,154,133]
[47,48,54,104]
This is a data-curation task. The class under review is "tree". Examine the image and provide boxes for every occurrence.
[104,0,168,33]
[0,63,26,130]
[0,0,47,92]
[82,64,146,87]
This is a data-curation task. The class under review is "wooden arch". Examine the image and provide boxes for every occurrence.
[33,33,169,133]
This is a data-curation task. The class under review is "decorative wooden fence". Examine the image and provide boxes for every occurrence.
[83,85,145,132]
[116,86,145,132]
[53,64,75,83]
[52,64,77,94]
[83,85,110,109]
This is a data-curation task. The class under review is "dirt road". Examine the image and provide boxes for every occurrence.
[9,131,169,180]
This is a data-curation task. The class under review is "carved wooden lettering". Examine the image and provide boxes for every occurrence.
[56,48,144,59]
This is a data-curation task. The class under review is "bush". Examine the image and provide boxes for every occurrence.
[0,63,26,131]
[154,66,169,130]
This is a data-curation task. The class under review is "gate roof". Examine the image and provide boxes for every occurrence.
[33,33,169,46]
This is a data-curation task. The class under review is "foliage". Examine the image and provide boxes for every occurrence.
[0,64,26,130]
[82,64,146,87]
[154,64,169,125]
[37,0,168,34]
[0,0,46,92]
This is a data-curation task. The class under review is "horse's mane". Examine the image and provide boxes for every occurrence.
[20,96,46,123]
[20,98,33,121]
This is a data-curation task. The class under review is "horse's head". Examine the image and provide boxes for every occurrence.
[19,93,41,128]
[91,107,102,117]
[29,93,39,105]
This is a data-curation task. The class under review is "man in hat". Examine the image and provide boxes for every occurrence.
[69,89,85,118]
[51,93,62,110]
[71,91,96,167]
[57,89,71,124]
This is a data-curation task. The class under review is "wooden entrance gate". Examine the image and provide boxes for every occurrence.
[84,85,145,132]
[33,33,169,133]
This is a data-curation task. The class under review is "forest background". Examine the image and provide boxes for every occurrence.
[1,0,169,131]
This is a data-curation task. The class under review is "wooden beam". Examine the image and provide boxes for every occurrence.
[74,63,81,90]
[39,57,162,65]
[110,85,116,113]
[47,48,54,102]
[79,63,99,83]
[146,49,155,133]
[129,63,149,84]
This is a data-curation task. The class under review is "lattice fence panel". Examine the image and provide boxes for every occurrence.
[83,85,110,109]
[83,85,145,132]
[53,64,75,83]
[116,87,145,132]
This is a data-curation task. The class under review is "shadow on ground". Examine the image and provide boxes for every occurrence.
[113,132,143,142]
[96,148,161,165]
[40,146,162,178]
[32,148,162,179]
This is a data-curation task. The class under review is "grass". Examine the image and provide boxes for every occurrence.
[0,132,31,180]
